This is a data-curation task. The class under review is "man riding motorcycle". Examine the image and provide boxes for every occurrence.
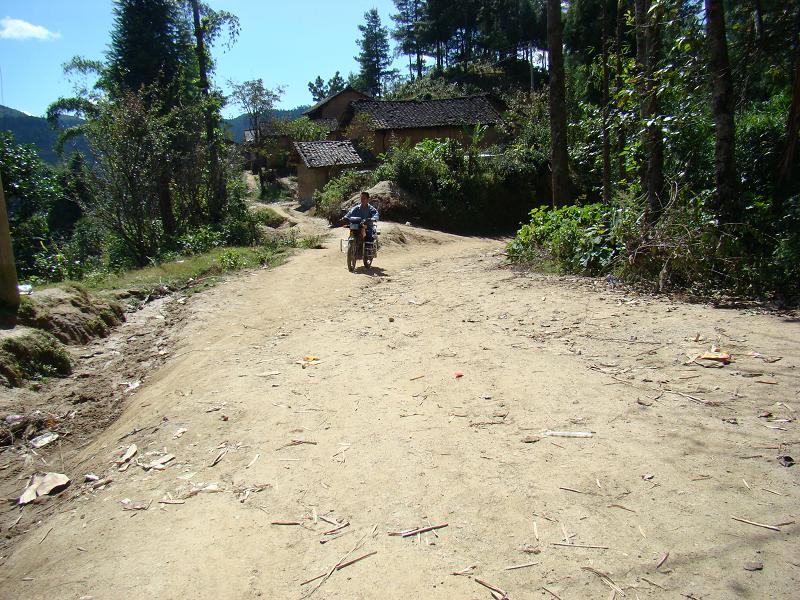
[342,191,379,241]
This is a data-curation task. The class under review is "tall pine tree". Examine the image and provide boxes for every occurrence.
[106,0,198,235]
[391,0,426,79]
[356,9,394,96]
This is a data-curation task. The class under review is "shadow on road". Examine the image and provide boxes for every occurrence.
[354,265,388,276]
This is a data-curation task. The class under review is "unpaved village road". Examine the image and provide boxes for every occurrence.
[1,216,799,599]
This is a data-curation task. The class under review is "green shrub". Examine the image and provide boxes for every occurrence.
[218,248,246,271]
[251,206,286,228]
[508,203,625,275]
[508,190,799,300]
[376,137,546,232]
[177,226,223,255]
[221,196,261,246]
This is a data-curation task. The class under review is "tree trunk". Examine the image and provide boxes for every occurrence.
[705,0,739,224]
[776,6,800,205]
[635,0,664,224]
[615,2,626,181]
[158,171,177,236]
[0,174,20,316]
[601,0,612,204]
[547,0,572,206]
[753,0,764,45]
[190,0,226,224]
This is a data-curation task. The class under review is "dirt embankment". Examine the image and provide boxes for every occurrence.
[0,215,797,600]
[0,283,191,521]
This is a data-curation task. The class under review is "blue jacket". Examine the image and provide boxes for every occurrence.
[345,203,379,223]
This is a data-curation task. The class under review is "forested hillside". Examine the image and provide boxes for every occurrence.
[0,104,310,164]
[0,105,90,164]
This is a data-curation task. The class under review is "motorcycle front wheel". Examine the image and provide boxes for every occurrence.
[346,239,357,272]
[363,246,373,268]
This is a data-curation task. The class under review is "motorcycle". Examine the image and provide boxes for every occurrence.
[342,216,379,272]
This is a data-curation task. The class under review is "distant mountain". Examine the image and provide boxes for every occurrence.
[0,103,311,164]
[0,105,90,165]
[224,106,310,142]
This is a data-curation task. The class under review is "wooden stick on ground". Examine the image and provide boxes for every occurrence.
[451,565,476,576]
[560,487,590,494]
[323,522,350,535]
[641,576,665,590]
[582,567,625,595]
[400,523,448,537]
[560,522,570,543]
[730,515,781,532]
[552,542,609,549]
[505,561,538,570]
[209,448,227,467]
[474,578,507,597]
[542,587,564,600]
[39,527,53,544]
[656,552,670,569]
[300,551,377,586]
[300,524,378,598]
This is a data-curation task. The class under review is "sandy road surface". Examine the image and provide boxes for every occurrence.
[1,217,798,600]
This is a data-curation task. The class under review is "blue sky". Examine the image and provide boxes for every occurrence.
[0,0,402,117]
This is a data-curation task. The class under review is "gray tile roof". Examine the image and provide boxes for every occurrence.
[350,95,503,130]
[293,140,364,168]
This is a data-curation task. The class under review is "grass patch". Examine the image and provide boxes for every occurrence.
[37,233,324,297]
[36,246,285,296]
[0,328,72,387]
[297,234,325,249]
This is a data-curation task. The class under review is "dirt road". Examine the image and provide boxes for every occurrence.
[2,214,798,599]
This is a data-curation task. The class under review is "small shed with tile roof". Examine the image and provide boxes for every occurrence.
[292,140,365,208]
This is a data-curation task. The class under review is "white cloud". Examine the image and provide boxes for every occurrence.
[0,17,60,41]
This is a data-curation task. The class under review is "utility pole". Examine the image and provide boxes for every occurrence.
[0,174,20,315]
